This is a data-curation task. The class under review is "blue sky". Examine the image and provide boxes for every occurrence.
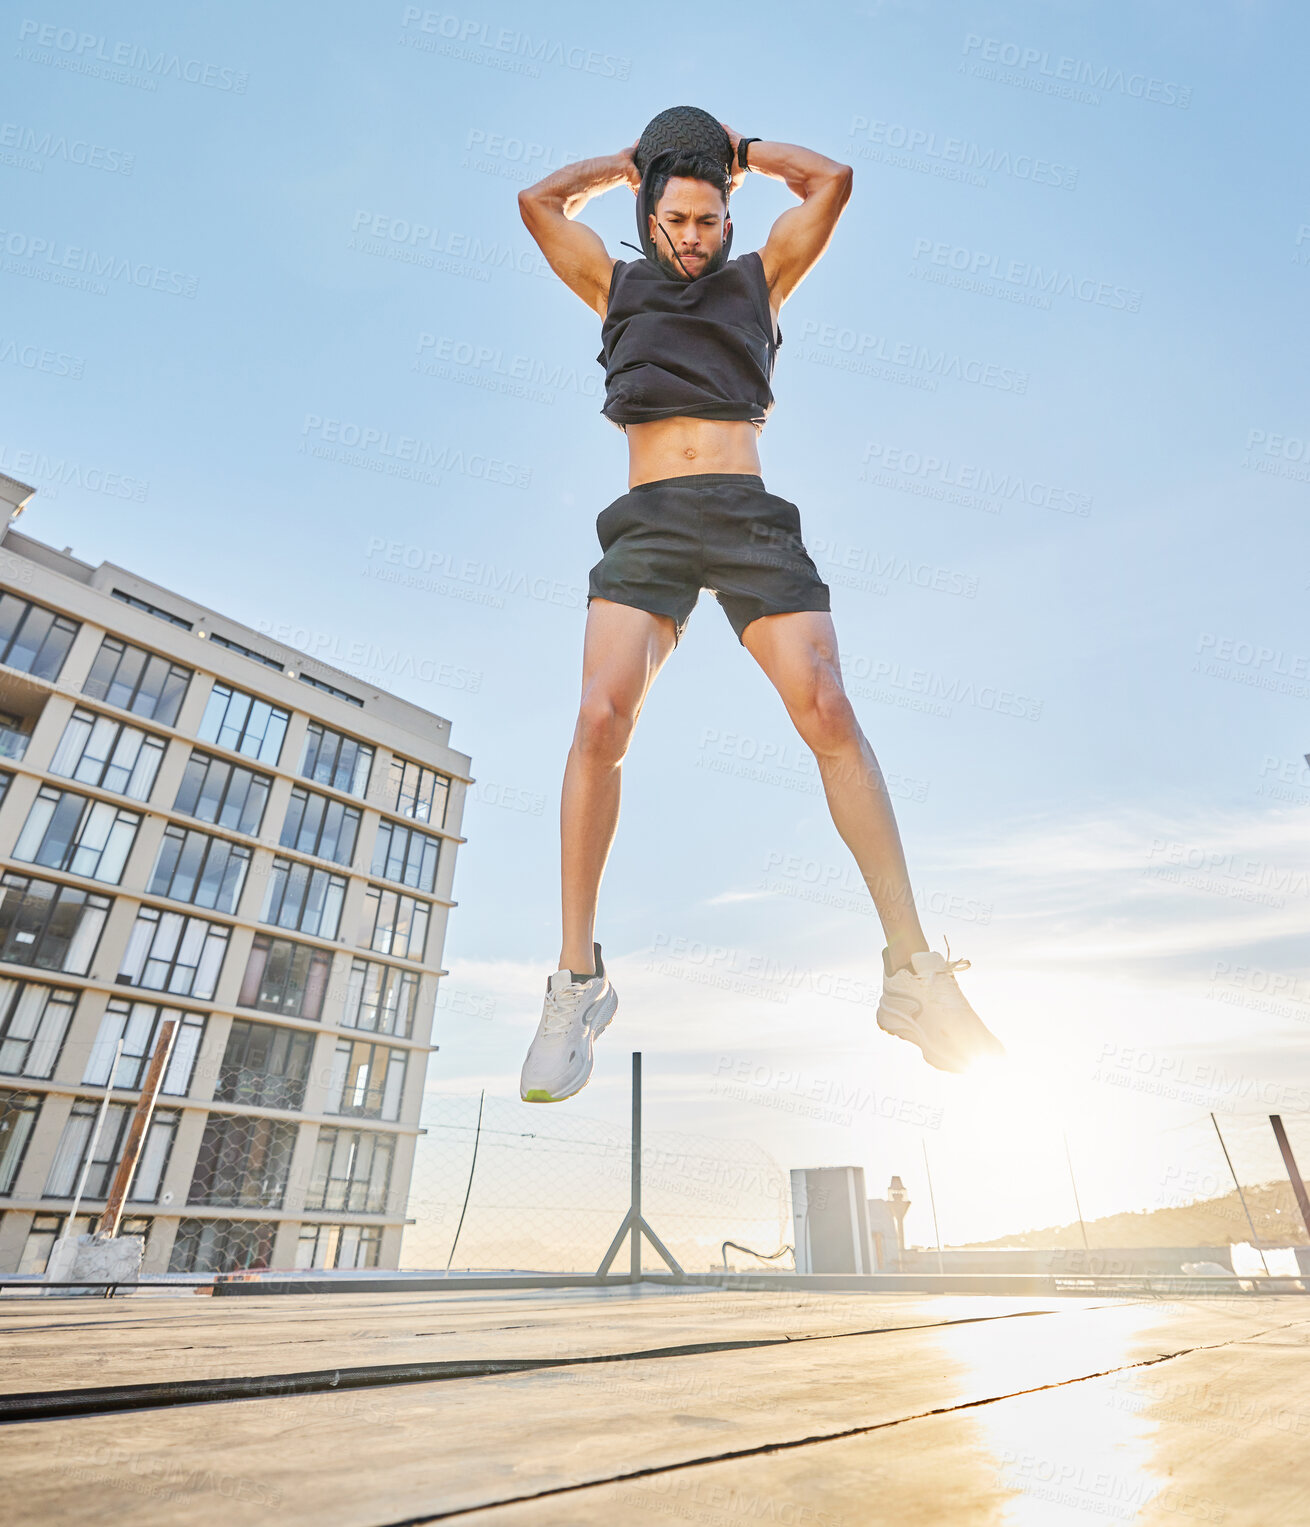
[3,0,1308,1253]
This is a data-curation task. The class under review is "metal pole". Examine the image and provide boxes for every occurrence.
[95,1020,177,1238]
[1269,1115,1310,1241]
[445,1090,485,1271]
[1062,1131,1090,1252]
[595,1052,683,1281]
[1210,1112,1269,1275]
[921,1139,944,1276]
[631,1051,642,1279]
[64,1037,124,1240]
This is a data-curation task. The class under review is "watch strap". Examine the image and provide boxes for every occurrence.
[737,136,761,172]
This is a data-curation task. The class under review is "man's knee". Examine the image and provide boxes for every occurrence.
[574,695,638,763]
[794,680,860,752]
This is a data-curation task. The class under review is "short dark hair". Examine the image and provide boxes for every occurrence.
[648,151,729,212]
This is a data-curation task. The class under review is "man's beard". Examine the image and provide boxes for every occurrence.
[655,245,713,281]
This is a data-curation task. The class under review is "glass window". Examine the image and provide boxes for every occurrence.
[48,707,167,802]
[371,818,440,892]
[111,589,192,629]
[0,873,111,975]
[195,682,289,766]
[187,1113,297,1208]
[295,1222,382,1270]
[43,1100,180,1202]
[300,722,373,798]
[0,593,79,681]
[325,1038,406,1121]
[0,978,78,1078]
[237,934,331,1020]
[306,1126,395,1213]
[359,885,430,962]
[0,1088,42,1193]
[216,1019,315,1110]
[280,786,360,866]
[0,713,28,763]
[297,673,363,707]
[12,786,141,884]
[342,958,420,1038]
[117,907,229,999]
[205,632,282,670]
[82,635,192,726]
[260,858,345,940]
[168,1218,275,1274]
[83,1001,204,1096]
[383,756,450,828]
[149,824,250,913]
[173,750,272,835]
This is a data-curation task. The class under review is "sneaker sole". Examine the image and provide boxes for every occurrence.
[876,1001,969,1073]
[521,987,618,1103]
[877,1001,1002,1073]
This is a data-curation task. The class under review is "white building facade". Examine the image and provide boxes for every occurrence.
[0,501,470,1276]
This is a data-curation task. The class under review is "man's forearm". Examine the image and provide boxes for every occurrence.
[744,140,851,198]
[521,152,631,219]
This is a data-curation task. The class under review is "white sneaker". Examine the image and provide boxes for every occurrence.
[876,944,1005,1074]
[520,941,618,1103]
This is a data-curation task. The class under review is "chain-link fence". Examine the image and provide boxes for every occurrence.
[403,1087,794,1275]
[400,1081,1310,1281]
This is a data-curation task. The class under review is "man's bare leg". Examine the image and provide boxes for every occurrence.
[558,597,679,974]
[741,610,929,972]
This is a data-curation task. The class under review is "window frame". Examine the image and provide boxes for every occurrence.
[149,823,251,914]
[280,785,361,867]
[0,873,112,976]
[12,785,142,885]
[359,885,430,962]
[260,857,346,940]
[173,748,273,836]
[237,933,332,1021]
[0,593,80,681]
[116,905,230,1000]
[82,1000,205,1096]
[48,707,167,802]
[300,721,374,798]
[0,977,78,1079]
[306,1125,395,1214]
[81,634,192,727]
[195,681,290,766]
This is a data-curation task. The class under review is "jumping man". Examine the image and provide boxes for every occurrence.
[515,109,1005,1102]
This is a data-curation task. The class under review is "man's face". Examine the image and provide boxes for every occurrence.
[648,176,728,280]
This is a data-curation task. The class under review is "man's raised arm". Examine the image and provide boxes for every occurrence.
[722,126,853,308]
[518,144,640,318]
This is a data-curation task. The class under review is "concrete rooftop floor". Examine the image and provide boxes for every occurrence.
[1,1283,1308,1524]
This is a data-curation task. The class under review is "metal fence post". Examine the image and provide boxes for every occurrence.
[595,1052,684,1283]
[630,1052,642,1279]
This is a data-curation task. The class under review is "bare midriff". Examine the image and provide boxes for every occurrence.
[624,416,764,489]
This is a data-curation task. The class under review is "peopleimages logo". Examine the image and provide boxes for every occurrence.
[848,114,1078,190]
[910,238,1141,312]
[398,8,631,79]
[961,34,1192,108]
[0,120,135,174]
[799,320,1029,394]
[300,414,531,489]
[0,228,199,297]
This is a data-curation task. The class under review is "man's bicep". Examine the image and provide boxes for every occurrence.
[518,197,616,315]
[759,170,853,305]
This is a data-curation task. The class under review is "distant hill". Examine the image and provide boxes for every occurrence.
[957,1180,1310,1249]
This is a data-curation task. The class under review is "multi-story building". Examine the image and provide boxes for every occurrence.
[0,484,470,1276]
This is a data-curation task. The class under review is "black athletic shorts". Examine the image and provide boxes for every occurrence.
[586,473,832,647]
